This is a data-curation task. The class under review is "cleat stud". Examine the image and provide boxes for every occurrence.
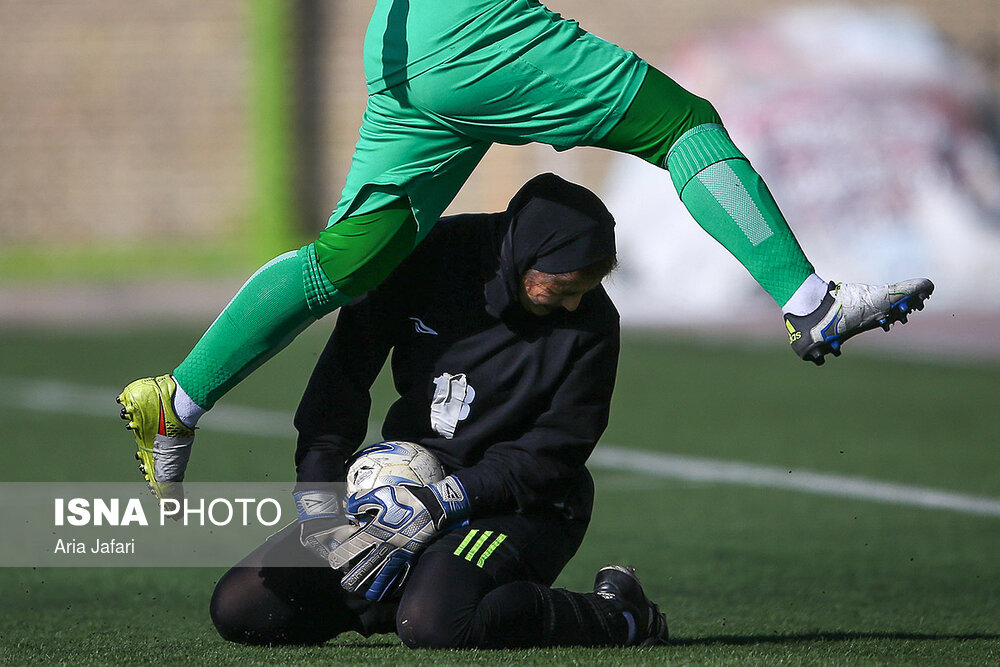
[899,314,908,324]
[120,408,128,420]
[116,396,122,404]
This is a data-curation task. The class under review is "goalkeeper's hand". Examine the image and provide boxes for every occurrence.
[329,475,469,601]
[294,489,356,562]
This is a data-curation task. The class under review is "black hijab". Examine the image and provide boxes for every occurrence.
[484,173,616,319]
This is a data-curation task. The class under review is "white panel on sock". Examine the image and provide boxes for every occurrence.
[697,161,774,246]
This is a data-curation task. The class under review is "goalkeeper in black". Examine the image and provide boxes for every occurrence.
[210,174,668,648]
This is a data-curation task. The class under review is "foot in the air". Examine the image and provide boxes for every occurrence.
[594,565,669,646]
[117,374,194,500]
[784,279,934,365]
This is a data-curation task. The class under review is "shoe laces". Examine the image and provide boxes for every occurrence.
[834,282,889,318]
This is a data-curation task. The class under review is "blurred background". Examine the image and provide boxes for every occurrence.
[1,5,998,661]
[1,0,998,352]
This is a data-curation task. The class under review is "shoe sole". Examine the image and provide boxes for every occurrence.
[801,286,933,366]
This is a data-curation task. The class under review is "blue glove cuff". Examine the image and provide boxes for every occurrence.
[429,475,470,523]
[294,490,341,522]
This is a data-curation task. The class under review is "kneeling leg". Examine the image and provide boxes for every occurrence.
[395,551,630,649]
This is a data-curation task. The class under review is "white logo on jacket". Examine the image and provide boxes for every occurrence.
[430,373,475,439]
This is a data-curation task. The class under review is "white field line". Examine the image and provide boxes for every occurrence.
[3,376,999,518]
[586,449,1000,517]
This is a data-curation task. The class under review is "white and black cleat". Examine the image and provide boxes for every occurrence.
[784,278,934,365]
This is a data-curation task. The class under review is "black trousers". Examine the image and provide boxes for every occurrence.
[210,508,620,648]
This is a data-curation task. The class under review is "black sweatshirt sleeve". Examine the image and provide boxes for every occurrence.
[452,327,619,515]
[293,293,397,484]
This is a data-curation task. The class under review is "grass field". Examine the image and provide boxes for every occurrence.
[1,323,998,665]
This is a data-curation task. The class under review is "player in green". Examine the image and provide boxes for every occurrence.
[119,0,933,499]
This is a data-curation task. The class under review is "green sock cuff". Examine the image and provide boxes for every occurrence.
[666,124,746,194]
[300,243,348,317]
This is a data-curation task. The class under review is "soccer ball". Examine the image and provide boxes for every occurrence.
[346,441,445,496]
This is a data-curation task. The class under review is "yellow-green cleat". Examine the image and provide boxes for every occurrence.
[117,374,194,500]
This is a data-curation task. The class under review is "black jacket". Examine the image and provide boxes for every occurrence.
[294,184,619,519]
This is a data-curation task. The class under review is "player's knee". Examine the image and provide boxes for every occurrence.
[210,567,326,646]
[680,93,722,135]
[643,66,722,135]
[600,66,724,168]
[210,602,269,645]
[312,204,417,298]
[396,597,472,649]
[396,611,461,649]
[210,569,274,644]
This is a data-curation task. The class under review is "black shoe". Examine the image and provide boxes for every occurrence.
[593,565,669,646]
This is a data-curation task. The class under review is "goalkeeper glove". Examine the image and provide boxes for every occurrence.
[294,489,356,562]
[329,475,469,601]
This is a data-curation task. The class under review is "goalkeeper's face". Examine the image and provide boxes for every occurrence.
[519,270,603,316]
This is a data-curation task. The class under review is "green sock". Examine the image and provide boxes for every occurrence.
[667,125,813,306]
[597,68,812,304]
[172,203,416,410]
[173,248,349,409]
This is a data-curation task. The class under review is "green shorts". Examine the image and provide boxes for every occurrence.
[328,0,648,243]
